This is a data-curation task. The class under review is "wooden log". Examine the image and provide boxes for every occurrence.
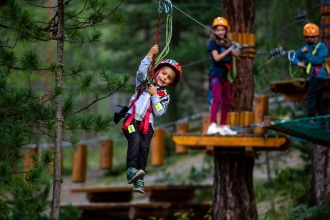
[23,147,38,180]
[150,128,165,166]
[253,95,269,135]
[72,144,87,183]
[175,122,189,154]
[201,114,210,134]
[99,139,113,170]
[227,112,239,126]
[49,146,64,175]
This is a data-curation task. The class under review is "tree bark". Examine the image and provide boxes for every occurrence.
[308,0,330,207]
[308,144,330,206]
[213,0,257,219]
[50,0,64,219]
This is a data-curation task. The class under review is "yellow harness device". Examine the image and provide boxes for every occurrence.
[306,42,330,74]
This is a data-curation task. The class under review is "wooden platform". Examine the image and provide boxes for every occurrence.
[62,184,212,220]
[172,134,290,151]
[70,184,211,203]
[61,201,211,220]
[269,78,330,102]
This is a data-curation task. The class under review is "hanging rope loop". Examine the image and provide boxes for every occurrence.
[148,0,173,81]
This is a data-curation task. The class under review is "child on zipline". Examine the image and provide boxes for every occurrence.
[290,23,328,119]
[206,17,240,135]
[122,44,182,194]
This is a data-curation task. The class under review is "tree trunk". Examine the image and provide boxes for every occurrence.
[308,0,330,207]
[50,0,64,219]
[308,144,330,206]
[213,0,256,219]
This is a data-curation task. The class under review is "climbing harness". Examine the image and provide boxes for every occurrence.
[306,42,321,74]
[122,89,167,134]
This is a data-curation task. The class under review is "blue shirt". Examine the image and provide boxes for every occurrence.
[291,40,328,80]
[207,39,232,78]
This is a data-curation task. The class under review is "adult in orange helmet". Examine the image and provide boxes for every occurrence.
[206,17,240,135]
[290,23,328,118]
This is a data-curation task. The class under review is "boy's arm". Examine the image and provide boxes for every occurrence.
[136,45,159,87]
[150,94,170,117]
[304,43,328,65]
[291,46,305,67]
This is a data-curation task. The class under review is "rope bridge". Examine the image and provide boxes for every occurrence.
[270,115,330,146]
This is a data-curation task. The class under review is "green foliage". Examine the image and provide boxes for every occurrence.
[0,0,129,219]
[59,205,82,220]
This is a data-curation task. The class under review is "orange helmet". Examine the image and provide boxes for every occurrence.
[303,23,319,37]
[212,17,229,29]
[155,59,182,86]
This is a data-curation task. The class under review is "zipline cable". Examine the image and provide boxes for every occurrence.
[172,4,241,50]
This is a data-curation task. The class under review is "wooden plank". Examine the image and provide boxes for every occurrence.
[172,134,290,151]
[71,185,131,193]
[60,201,211,220]
[269,78,330,102]
[71,185,132,203]
[71,184,212,193]
[70,184,212,203]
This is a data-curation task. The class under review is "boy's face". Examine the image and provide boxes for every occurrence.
[155,66,176,87]
[305,36,319,44]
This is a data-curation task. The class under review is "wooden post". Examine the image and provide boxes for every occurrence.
[175,122,189,154]
[228,112,240,126]
[49,146,64,175]
[201,114,210,134]
[72,144,87,183]
[99,139,113,170]
[23,147,38,179]
[253,95,269,135]
[150,128,165,166]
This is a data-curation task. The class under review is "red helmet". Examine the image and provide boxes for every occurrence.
[155,59,182,86]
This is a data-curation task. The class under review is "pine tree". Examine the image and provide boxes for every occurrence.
[0,0,128,219]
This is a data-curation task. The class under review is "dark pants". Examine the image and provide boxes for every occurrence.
[122,117,154,172]
[306,78,328,117]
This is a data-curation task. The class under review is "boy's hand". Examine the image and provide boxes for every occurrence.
[148,84,157,96]
[301,47,308,53]
[297,62,305,68]
[147,44,159,58]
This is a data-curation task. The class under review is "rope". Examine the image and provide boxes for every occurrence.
[149,0,173,79]
[287,50,306,87]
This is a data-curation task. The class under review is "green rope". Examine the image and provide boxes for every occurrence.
[228,56,237,83]
[155,14,172,66]
[288,59,306,87]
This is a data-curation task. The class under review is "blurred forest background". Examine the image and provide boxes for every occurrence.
[1,0,328,220]
[27,0,320,129]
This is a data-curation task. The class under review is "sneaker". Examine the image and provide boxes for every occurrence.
[127,167,145,184]
[133,179,145,194]
[206,123,219,135]
[219,125,237,136]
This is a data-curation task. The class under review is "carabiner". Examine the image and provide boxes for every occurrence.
[287,50,296,62]
[163,0,172,14]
